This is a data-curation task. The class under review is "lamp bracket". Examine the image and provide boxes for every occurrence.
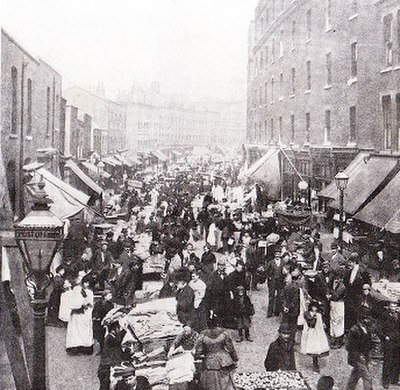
[26,271,51,301]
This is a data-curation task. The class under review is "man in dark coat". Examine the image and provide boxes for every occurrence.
[203,258,232,325]
[93,290,114,354]
[175,276,196,327]
[310,261,333,330]
[266,249,284,317]
[264,323,296,371]
[227,261,248,293]
[344,253,371,331]
[346,313,373,390]
[201,245,216,275]
[246,239,260,290]
[378,301,400,389]
[97,321,129,390]
[282,270,301,343]
[93,242,115,290]
[112,256,140,306]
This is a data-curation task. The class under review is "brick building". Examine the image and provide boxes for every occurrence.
[63,105,92,159]
[1,29,62,221]
[118,83,220,151]
[246,0,400,202]
[63,86,127,155]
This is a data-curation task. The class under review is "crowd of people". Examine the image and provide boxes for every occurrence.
[45,169,400,390]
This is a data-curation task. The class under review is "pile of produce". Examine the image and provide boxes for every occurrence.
[233,371,310,390]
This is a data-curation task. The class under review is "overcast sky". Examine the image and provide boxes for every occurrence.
[2,0,258,101]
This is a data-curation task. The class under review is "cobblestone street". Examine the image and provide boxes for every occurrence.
[41,228,389,390]
[43,281,389,390]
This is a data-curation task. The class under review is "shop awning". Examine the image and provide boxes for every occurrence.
[103,156,122,167]
[150,150,168,162]
[80,161,111,179]
[354,167,400,232]
[239,148,281,200]
[114,155,133,168]
[22,161,45,172]
[127,155,142,165]
[65,159,103,196]
[328,156,398,214]
[29,168,89,220]
[319,153,369,199]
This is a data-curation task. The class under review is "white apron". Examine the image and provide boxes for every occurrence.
[65,286,94,348]
[300,312,330,355]
[330,301,345,338]
[59,289,73,322]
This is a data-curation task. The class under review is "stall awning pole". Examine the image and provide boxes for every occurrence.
[279,147,306,182]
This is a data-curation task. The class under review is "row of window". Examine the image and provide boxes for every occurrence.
[251,107,357,145]
[10,66,57,138]
[252,46,357,108]
[382,94,400,151]
[383,10,400,68]
[255,0,358,42]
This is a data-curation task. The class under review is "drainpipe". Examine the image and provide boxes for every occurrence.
[19,62,27,219]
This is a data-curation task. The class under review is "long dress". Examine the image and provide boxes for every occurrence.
[66,286,94,350]
[196,327,238,390]
[300,312,330,356]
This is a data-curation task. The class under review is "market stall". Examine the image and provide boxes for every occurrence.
[104,297,183,390]
[371,281,400,303]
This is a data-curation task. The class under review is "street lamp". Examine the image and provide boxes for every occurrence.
[334,170,349,244]
[14,180,64,390]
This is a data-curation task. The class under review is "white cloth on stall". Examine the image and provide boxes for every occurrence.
[166,351,196,385]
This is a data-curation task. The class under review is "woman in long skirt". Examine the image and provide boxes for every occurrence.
[300,301,330,372]
[195,314,238,390]
[66,275,94,355]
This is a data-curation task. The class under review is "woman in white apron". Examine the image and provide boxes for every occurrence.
[300,301,330,372]
[65,275,94,355]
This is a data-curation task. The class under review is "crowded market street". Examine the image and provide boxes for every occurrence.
[2,1,400,390]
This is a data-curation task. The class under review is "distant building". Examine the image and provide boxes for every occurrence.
[63,86,126,155]
[246,0,400,202]
[63,105,92,159]
[93,127,108,158]
[1,29,62,220]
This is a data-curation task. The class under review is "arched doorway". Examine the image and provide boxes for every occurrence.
[6,160,17,214]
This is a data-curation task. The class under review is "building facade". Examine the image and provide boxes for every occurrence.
[63,105,92,159]
[63,86,127,155]
[1,29,62,220]
[118,83,225,151]
[246,0,400,202]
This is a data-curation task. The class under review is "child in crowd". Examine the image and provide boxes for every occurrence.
[317,376,335,390]
[58,278,73,324]
[93,289,114,354]
[300,301,330,372]
[233,285,255,342]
